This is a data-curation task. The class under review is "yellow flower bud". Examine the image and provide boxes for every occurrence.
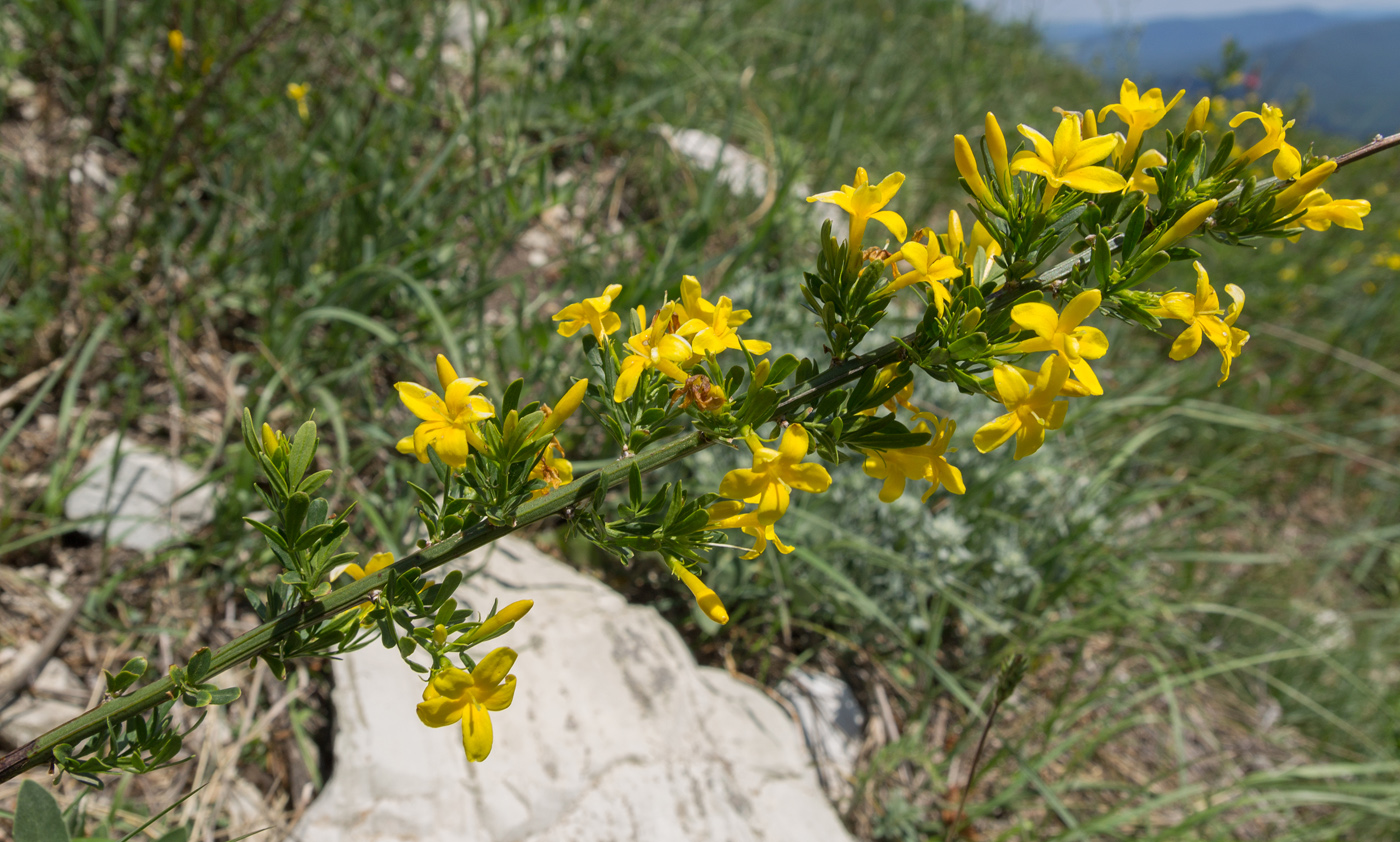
[1184,96,1210,136]
[433,624,448,646]
[954,134,996,208]
[751,359,771,391]
[1154,199,1218,253]
[1274,160,1337,212]
[466,599,534,642]
[534,379,589,438]
[667,558,728,625]
[261,422,280,456]
[960,307,983,332]
[985,113,1010,189]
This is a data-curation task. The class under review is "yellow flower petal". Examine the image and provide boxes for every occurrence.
[461,701,494,762]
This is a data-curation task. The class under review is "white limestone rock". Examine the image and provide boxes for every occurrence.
[64,434,215,552]
[293,537,853,842]
[776,670,865,808]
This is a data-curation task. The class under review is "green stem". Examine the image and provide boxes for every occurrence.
[0,334,911,782]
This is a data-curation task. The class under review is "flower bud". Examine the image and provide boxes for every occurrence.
[261,423,280,457]
[667,558,728,625]
[960,307,983,332]
[534,379,589,438]
[954,135,995,208]
[433,624,448,646]
[985,113,1010,188]
[1154,199,1218,253]
[1274,160,1336,212]
[1184,96,1210,136]
[435,354,459,391]
[751,359,771,391]
[466,599,534,642]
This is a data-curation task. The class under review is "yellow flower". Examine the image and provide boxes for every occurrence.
[718,424,831,525]
[553,283,623,339]
[1011,114,1127,209]
[527,441,573,499]
[394,355,495,467]
[664,557,729,624]
[677,295,771,357]
[1229,104,1301,179]
[1011,289,1110,395]
[1125,149,1167,194]
[614,303,693,401]
[1148,261,1248,386]
[168,30,185,68]
[675,276,722,324]
[974,356,1073,460]
[885,231,960,309]
[862,418,965,503]
[531,379,589,439]
[1097,78,1185,165]
[416,648,518,762]
[706,501,795,560]
[286,82,310,122]
[340,552,396,625]
[806,168,908,269]
[1293,189,1371,233]
[1183,96,1211,136]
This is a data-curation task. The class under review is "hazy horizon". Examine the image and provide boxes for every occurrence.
[965,0,1400,24]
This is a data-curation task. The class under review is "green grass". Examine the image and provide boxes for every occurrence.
[4,1,1400,839]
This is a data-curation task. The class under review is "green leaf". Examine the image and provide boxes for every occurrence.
[948,333,990,361]
[501,378,523,416]
[283,492,310,539]
[16,780,71,842]
[287,420,318,489]
[205,686,241,706]
[297,469,334,495]
[243,517,288,551]
[186,648,212,683]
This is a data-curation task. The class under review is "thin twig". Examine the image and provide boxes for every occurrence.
[943,695,1003,842]
[1333,131,1400,168]
[0,359,65,411]
[0,583,89,710]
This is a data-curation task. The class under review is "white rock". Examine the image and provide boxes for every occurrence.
[656,125,771,198]
[64,434,215,552]
[293,537,853,842]
[776,670,865,808]
[653,125,845,232]
[0,696,85,749]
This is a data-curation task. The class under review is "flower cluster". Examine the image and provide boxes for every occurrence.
[373,76,1377,767]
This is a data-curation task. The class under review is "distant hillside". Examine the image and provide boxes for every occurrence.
[1253,18,1400,139]
[1045,9,1400,139]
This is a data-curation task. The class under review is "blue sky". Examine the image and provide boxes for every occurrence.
[966,0,1400,24]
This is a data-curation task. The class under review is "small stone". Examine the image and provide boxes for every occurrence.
[32,659,89,704]
[294,537,853,842]
[0,696,85,749]
[656,125,770,197]
[64,434,215,552]
[776,669,866,808]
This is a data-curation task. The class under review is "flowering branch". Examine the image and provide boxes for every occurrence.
[3,97,1393,784]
